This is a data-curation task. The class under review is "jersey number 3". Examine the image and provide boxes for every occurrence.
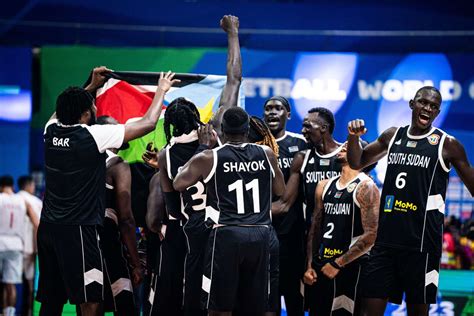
[228,179,261,214]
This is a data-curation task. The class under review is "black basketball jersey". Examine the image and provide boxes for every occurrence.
[166,138,207,221]
[42,119,124,225]
[273,132,307,235]
[377,126,450,255]
[300,145,344,222]
[204,143,274,226]
[318,174,370,262]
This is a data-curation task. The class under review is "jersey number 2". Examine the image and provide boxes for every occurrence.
[228,179,260,214]
[323,222,334,239]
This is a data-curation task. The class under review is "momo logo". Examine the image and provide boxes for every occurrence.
[323,247,343,258]
[384,195,394,212]
[394,199,417,212]
[428,134,440,145]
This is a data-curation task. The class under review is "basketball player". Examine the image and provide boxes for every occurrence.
[273,107,344,227]
[173,107,285,316]
[37,69,179,316]
[147,14,242,316]
[263,96,307,315]
[347,86,474,316]
[0,175,39,316]
[17,175,42,316]
[303,143,380,316]
[96,115,142,315]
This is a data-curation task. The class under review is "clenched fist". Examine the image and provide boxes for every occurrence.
[220,15,239,34]
[347,119,367,136]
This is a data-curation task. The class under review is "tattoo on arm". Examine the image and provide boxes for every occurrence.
[337,180,380,267]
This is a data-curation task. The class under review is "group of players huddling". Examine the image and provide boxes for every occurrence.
[32,14,474,316]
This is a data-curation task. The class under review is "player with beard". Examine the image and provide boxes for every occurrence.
[347,86,474,316]
[173,107,285,316]
[96,115,142,316]
[273,108,344,229]
[263,96,307,315]
[303,143,379,316]
[146,15,242,316]
[272,107,344,311]
[37,69,179,316]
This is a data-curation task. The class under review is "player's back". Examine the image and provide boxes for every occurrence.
[205,143,274,226]
[0,193,26,251]
[43,121,106,225]
[166,139,207,222]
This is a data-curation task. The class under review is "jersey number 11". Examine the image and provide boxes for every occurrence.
[228,179,261,214]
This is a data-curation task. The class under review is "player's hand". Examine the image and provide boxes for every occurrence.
[158,71,181,93]
[220,15,239,34]
[131,265,144,287]
[321,263,340,279]
[142,142,159,169]
[158,224,167,241]
[87,66,113,90]
[347,119,367,136]
[303,268,317,285]
[198,124,218,148]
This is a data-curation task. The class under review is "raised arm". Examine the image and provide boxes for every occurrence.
[335,180,379,268]
[112,161,143,286]
[271,151,305,216]
[264,146,285,197]
[303,179,328,285]
[443,136,474,196]
[173,150,214,192]
[347,119,396,169]
[146,172,166,234]
[210,15,242,136]
[124,71,181,143]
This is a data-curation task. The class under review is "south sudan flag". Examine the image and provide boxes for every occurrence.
[96,71,233,163]
[93,71,243,225]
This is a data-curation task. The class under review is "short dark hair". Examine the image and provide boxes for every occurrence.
[264,96,291,112]
[18,175,34,190]
[56,86,94,125]
[308,107,335,134]
[164,97,202,144]
[222,107,249,135]
[0,175,14,187]
[414,86,442,103]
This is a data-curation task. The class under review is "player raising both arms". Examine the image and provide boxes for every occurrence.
[347,86,474,316]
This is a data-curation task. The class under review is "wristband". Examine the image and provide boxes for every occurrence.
[329,259,342,270]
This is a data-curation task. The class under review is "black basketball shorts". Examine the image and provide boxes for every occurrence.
[147,219,186,315]
[361,244,440,304]
[201,225,270,314]
[36,221,104,304]
[182,213,211,314]
[267,226,280,312]
[308,259,363,316]
[100,215,135,313]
